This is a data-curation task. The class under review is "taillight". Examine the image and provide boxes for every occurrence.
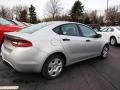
[5,36,32,47]
[11,40,32,47]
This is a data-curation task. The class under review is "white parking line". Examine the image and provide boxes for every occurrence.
[0,86,19,89]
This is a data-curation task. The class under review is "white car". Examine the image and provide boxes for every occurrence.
[100,26,106,30]
[1,21,109,79]
[98,26,120,46]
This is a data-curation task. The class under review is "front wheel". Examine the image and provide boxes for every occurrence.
[100,45,109,59]
[42,54,65,79]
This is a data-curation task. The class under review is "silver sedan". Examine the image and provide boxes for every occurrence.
[1,21,109,79]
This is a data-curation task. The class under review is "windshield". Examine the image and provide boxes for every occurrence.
[19,22,51,34]
[0,18,13,25]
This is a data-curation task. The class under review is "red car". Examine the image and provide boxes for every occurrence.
[0,18,23,47]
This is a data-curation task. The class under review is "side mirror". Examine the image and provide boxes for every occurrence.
[94,34,102,38]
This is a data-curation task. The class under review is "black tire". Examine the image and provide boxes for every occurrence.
[42,54,65,79]
[0,38,4,50]
[0,43,2,49]
[110,37,117,46]
[100,45,109,59]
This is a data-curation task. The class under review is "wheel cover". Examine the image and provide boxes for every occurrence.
[48,58,63,77]
[111,38,115,45]
[103,47,108,58]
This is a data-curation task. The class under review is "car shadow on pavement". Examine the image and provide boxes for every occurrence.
[0,52,110,86]
[7,57,104,84]
[116,44,120,47]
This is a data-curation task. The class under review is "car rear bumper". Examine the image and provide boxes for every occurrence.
[1,45,47,72]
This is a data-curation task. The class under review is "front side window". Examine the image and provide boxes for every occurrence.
[79,24,97,37]
[61,24,80,36]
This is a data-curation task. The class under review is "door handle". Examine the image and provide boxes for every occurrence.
[86,40,91,42]
[62,39,70,41]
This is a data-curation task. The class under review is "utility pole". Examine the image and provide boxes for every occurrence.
[107,0,109,25]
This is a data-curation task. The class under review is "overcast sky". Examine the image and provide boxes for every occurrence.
[0,0,119,18]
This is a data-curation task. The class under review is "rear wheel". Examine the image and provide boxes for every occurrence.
[110,37,117,46]
[100,45,109,59]
[42,54,65,79]
[0,38,4,50]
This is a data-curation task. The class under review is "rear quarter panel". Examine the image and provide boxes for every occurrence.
[31,27,70,65]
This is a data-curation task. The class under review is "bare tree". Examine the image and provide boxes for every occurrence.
[97,15,104,26]
[12,5,22,19]
[45,0,63,20]
[87,10,98,24]
[12,5,28,20]
[105,5,120,25]
[0,6,13,19]
[19,9,28,22]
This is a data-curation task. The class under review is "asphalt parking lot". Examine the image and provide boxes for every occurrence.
[0,45,120,90]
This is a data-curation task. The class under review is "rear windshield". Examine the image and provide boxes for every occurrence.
[19,22,51,34]
[0,18,13,25]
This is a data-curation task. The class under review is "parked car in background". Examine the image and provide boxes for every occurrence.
[8,20,31,28]
[21,22,32,27]
[0,18,23,47]
[1,21,109,79]
[98,26,120,46]
[87,24,101,32]
[100,26,106,30]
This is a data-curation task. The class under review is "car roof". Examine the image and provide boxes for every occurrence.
[109,26,120,28]
[41,21,76,25]
[40,21,90,28]
[101,26,120,29]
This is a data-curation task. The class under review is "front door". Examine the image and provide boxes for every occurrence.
[78,24,102,58]
[59,23,88,63]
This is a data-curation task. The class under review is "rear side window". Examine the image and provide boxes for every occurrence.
[53,26,62,34]
[61,24,80,36]
[19,23,51,34]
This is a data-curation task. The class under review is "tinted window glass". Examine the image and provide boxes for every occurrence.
[53,26,61,34]
[79,24,96,37]
[61,24,80,36]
